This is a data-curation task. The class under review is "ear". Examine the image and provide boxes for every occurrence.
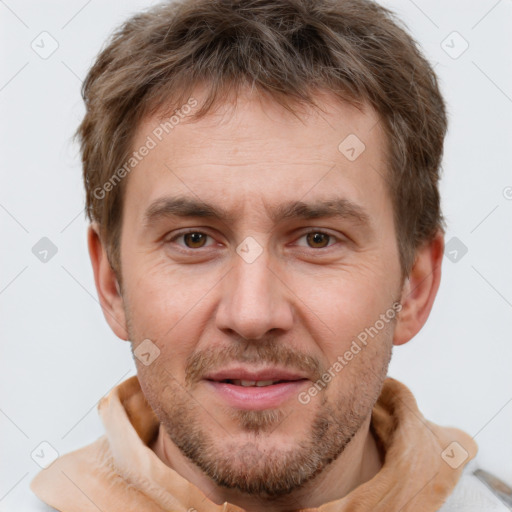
[87,223,129,340]
[393,230,444,346]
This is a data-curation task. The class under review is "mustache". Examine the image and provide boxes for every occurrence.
[185,341,324,386]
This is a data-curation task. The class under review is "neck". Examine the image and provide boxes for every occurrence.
[151,415,383,510]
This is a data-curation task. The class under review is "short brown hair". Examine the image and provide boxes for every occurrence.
[78,0,447,278]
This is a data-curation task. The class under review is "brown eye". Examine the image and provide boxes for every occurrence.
[183,232,208,248]
[306,232,331,248]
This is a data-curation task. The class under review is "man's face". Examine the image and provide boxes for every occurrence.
[118,89,403,497]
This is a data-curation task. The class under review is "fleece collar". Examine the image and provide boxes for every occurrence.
[31,376,477,512]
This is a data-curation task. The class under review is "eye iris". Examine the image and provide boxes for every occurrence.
[307,232,329,248]
[184,232,207,248]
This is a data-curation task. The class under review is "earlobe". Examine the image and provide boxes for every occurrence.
[87,224,129,341]
[393,231,444,346]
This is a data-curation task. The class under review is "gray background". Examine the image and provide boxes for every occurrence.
[1,0,511,509]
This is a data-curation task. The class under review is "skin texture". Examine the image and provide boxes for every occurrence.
[88,87,444,511]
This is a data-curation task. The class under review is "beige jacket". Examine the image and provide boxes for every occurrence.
[30,376,478,511]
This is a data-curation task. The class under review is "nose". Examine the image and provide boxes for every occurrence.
[215,248,294,340]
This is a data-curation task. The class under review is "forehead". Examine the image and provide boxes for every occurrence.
[123,87,390,226]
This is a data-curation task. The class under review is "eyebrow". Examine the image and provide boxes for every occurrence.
[270,199,370,226]
[143,197,237,227]
[143,196,371,229]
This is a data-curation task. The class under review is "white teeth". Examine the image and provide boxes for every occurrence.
[230,379,279,387]
[256,380,275,387]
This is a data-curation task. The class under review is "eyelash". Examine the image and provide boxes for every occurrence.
[166,229,342,251]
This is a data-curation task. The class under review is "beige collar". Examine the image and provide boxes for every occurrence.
[31,376,477,512]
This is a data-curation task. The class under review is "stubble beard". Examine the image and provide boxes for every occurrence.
[146,362,389,499]
[126,305,393,499]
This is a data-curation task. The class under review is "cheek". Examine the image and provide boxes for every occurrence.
[125,260,217,332]
[123,262,223,377]
[290,267,395,352]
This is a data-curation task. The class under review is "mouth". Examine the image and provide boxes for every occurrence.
[203,368,310,410]
[215,378,299,387]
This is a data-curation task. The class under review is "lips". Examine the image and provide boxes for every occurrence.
[203,367,310,410]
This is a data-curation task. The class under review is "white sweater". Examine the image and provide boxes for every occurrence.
[438,461,510,511]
